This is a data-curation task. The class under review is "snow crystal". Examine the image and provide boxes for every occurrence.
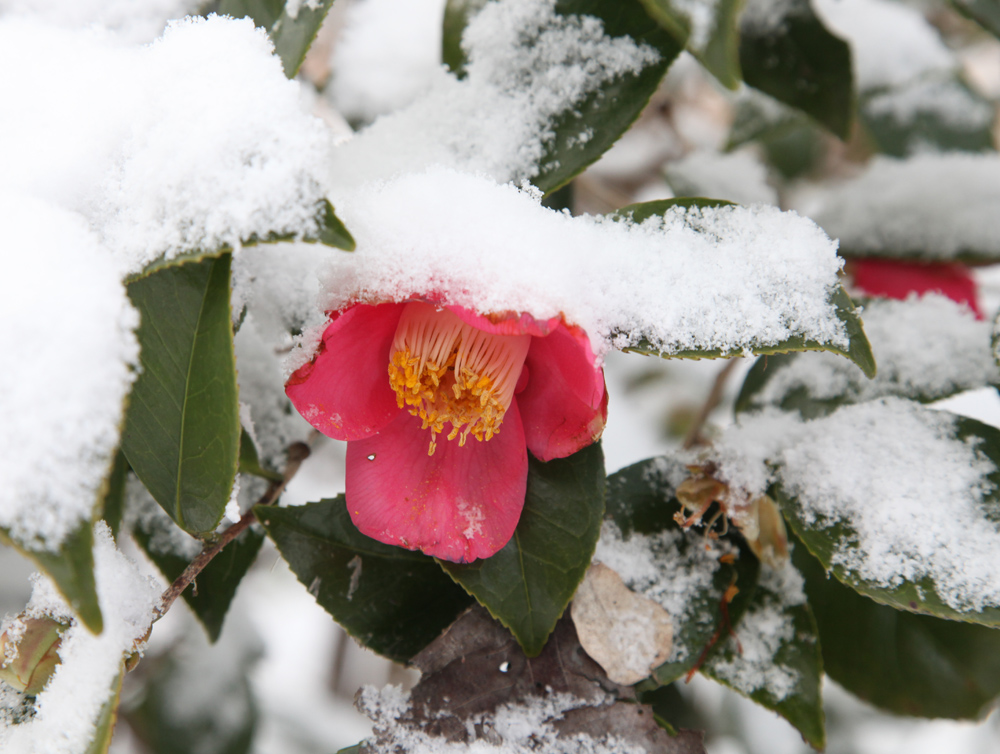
[304,168,847,367]
[594,521,732,664]
[357,685,645,754]
[0,524,161,754]
[712,398,1000,613]
[748,294,999,409]
[705,560,806,701]
[0,14,332,275]
[0,0,199,44]
[0,195,138,550]
[329,0,448,123]
[664,149,778,206]
[328,0,661,188]
[803,153,1000,259]
[813,0,955,91]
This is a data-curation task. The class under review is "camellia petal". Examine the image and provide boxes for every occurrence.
[851,259,982,318]
[345,402,529,562]
[447,304,565,338]
[518,323,607,462]
[286,303,404,440]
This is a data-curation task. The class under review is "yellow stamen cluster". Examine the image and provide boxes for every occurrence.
[387,304,530,455]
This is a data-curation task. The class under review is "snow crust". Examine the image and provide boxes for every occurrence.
[0,525,160,753]
[0,195,138,550]
[805,154,1000,259]
[329,0,448,122]
[307,167,847,368]
[747,294,999,408]
[0,0,198,43]
[0,14,332,276]
[705,560,807,701]
[711,398,1000,613]
[328,0,661,187]
[594,520,732,664]
[357,685,644,754]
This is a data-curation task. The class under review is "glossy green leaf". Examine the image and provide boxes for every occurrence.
[132,516,264,642]
[238,429,282,483]
[0,523,102,634]
[778,415,1000,626]
[860,76,996,158]
[740,0,854,139]
[256,497,473,663]
[122,254,240,537]
[83,663,125,754]
[700,564,825,749]
[336,746,362,754]
[952,0,1000,39]
[218,0,336,78]
[621,281,876,379]
[442,443,606,657]
[100,451,130,541]
[640,0,744,88]
[793,535,1000,718]
[612,197,735,223]
[533,0,684,193]
[605,458,760,685]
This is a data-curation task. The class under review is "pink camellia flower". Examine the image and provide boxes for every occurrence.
[285,300,607,563]
[850,259,983,318]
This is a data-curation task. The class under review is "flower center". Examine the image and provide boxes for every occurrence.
[388,303,530,455]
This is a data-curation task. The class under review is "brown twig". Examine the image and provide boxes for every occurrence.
[682,358,741,450]
[154,441,312,620]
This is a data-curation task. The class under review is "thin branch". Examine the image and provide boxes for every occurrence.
[154,441,312,620]
[682,359,741,451]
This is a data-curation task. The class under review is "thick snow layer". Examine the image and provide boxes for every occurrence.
[594,520,733,665]
[813,0,955,90]
[705,560,807,701]
[710,398,1000,614]
[0,525,160,753]
[0,195,138,550]
[747,294,999,408]
[357,685,645,754]
[0,14,332,275]
[328,0,661,188]
[804,154,1000,259]
[0,0,198,43]
[864,77,994,131]
[329,0,447,122]
[304,168,847,369]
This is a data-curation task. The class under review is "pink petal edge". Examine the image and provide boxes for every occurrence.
[517,323,607,462]
[285,303,405,441]
[345,403,529,563]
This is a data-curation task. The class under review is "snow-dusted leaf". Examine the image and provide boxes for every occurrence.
[774,405,1000,626]
[861,75,995,158]
[639,0,744,88]
[953,0,1000,38]
[809,154,1000,263]
[100,451,130,541]
[0,524,103,635]
[612,197,736,222]
[442,0,489,75]
[601,458,759,685]
[622,284,876,380]
[442,443,606,657]
[131,498,264,642]
[122,254,241,537]
[740,0,854,138]
[83,664,125,754]
[238,430,282,483]
[793,534,1000,718]
[218,0,337,77]
[255,497,473,663]
[361,606,705,753]
[700,560,824,750]
[736,295,999,418]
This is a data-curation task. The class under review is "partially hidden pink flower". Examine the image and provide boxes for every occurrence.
[850,259,983,319]
[285,300,608,563]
